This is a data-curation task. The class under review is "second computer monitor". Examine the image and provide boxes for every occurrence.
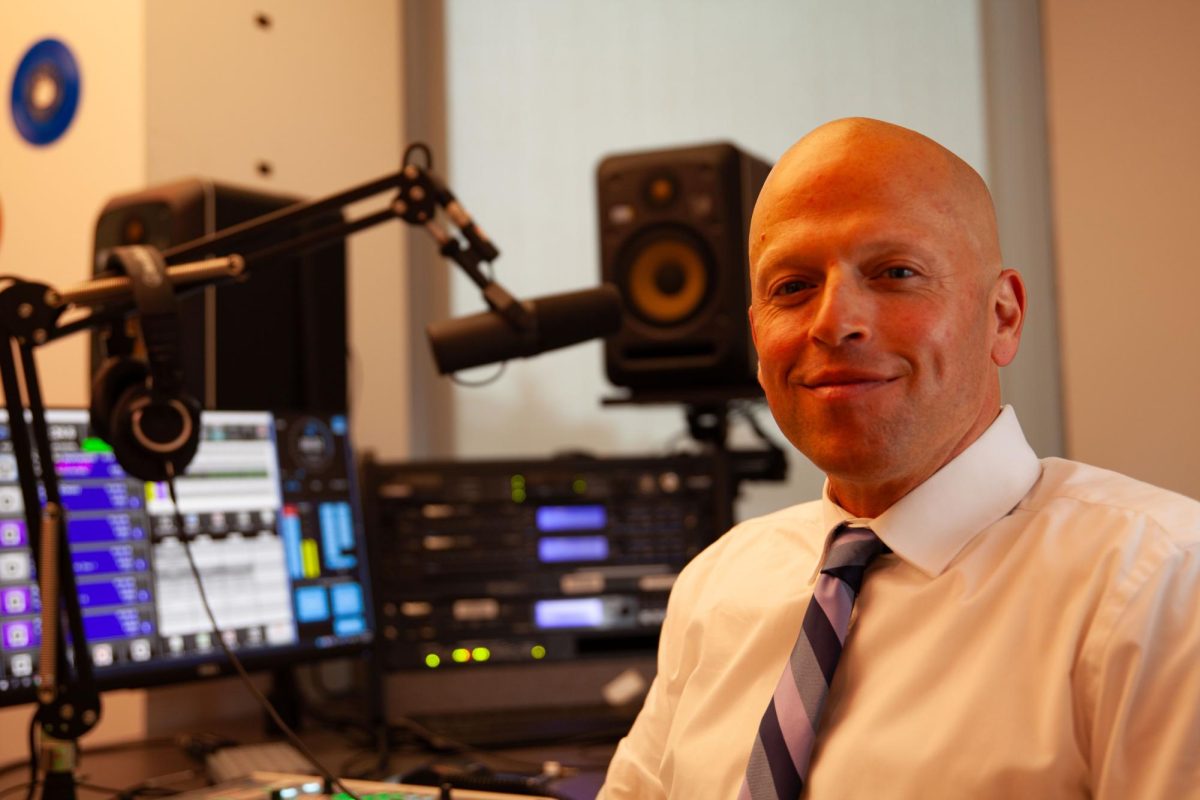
[0,408,372,705]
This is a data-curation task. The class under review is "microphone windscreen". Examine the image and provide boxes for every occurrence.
[532,284,624,351]
[427,284,623,374]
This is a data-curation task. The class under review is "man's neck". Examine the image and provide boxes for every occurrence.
[827,476,922,519]
[828,406,1005,518]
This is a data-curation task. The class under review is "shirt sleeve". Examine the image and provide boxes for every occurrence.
[1088,543,1200,798]
[597,554,704,799]
[596,672,671,799]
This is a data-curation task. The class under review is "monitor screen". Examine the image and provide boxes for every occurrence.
[0,408,372,705]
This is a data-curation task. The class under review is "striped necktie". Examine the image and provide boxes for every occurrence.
[739,524,891,799]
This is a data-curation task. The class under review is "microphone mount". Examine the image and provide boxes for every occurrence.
[0,147,605,798]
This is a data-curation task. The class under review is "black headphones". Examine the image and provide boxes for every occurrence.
[90,246,201,482]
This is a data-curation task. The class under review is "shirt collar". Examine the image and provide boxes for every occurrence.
[818,406,1042,579]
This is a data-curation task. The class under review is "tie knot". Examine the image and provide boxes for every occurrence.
[820,524,891,590]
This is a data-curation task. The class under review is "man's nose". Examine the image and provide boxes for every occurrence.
[809,276,870,346]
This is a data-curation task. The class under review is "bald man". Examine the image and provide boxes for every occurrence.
[598,119,1200,799]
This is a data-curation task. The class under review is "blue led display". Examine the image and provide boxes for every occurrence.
[537,535,609,563]
[534,598,605,629]
[535,505,606,532]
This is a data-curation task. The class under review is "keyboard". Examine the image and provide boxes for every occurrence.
[207,742,315,783]
[411,704,638,748]
[169,771,556,800]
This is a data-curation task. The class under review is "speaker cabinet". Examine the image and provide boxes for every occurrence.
[597,142,770,395]
[92,179,348,412]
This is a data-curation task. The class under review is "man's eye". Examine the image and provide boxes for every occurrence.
[775,280,813,296]
[880,266,917,279]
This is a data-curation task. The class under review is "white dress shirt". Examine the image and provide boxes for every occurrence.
[599,407,1200,798]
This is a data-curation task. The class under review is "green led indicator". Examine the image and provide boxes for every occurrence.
[452,647,470,663]
[572,478,587,494]
[81,437,113,453]
[511,489,527,503]
[472,646,491,662]
[510,474,526,487]
[531,644,547,660]
[424,653,441,668]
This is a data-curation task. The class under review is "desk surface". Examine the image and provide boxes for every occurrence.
[0,722,614,800]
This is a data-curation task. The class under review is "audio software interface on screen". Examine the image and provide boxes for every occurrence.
[0,408,372,704]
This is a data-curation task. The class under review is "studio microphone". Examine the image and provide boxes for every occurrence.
[427,284,623,373]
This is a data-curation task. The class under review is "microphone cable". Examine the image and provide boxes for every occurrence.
[448,362,506,388]
[162,461,361,800]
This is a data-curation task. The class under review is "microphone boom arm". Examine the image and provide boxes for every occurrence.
[0,148,598,795]
[47,159,537,342]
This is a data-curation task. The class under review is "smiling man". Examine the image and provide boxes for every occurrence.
[598,119,1200,799]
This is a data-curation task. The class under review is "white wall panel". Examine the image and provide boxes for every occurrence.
[442,0,991,517]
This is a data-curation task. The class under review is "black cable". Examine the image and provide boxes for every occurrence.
[85,767,198,800]
[448,361,507,387]
[162,463,360,800]
[387,716,576,775]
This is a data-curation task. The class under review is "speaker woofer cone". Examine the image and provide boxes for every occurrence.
[621,228,713,326]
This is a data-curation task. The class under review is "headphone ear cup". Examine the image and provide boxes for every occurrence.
[90,358,150,445]
[108,384,202,483]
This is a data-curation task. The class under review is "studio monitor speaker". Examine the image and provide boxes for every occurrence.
[92,179,348,412]
[597,142,771,396]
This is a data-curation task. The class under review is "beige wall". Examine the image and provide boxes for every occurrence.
[0,0,148,407]
[0,0,151,761]
[1043,0,1200,498]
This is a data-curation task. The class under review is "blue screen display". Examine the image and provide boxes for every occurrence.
[537,535,609,563]
[535,505,607,532]
[534,598,605,629]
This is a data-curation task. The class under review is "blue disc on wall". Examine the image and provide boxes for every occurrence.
[10,38,81,146]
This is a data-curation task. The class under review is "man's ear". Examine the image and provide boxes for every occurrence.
[991,269,1026,367]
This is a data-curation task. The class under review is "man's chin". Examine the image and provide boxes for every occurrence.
[794,436,902,481]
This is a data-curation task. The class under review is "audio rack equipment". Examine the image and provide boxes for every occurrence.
[364,453,732,673]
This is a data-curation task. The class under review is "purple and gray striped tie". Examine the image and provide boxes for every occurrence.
[739,524,891,799]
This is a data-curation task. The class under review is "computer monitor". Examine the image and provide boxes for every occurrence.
[0,407,373,705]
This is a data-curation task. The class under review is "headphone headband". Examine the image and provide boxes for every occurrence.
[105,246,184,398]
